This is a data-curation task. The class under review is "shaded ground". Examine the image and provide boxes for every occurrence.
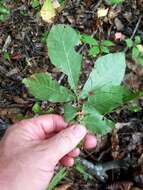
[0,0,143,189]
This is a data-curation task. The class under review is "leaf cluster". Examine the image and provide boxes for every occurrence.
[23,24,142,135]
[125,36,143,65]
[81,34,114,57]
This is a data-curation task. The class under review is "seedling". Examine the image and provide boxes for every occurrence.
[125,36,143,65]
[23,24,142,135]
[80,34,114,57]
[31,0,40,9]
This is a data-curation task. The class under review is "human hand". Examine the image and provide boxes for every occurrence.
[0,114,96,190]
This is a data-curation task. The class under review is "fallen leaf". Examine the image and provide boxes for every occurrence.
[40,0,60,23]
[55,184,71,190]
[97,8,109,18]
[114,17,124,31]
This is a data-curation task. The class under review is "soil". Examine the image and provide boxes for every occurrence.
[0,0,143,189]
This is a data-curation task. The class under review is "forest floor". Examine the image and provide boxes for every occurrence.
[0,0,143,189]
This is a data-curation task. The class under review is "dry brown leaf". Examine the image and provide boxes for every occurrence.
[114,17,124,31]
[107,181,133,190]
[54,184,71,190]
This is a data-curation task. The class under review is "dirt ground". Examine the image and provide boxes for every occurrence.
[0,0,143,189]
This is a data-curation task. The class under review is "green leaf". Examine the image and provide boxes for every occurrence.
[80,34,98,46]
[47,24,82,93]
[135,36,141,44]
[122,87,140,102]
[128,102,142,113]
[81,52,126,98]
[0,2,10,21]
[88,46,100,57]
[64,104,77,122]
[3,51,10,61]
[0,4,10,14]
[23,73,74,102]
[87,85,139,115]
[75,158,92,180]
[48,168,67,190]
[82,104,115,135]
[125,38,133,48]
[136,55,143,65]
[87,86,123,114]
[132,47,140,58]
[100,46,110,54]
[32,103,42,114]
[32,0,40,8]
[101,40,114,47]
[59,0,65,6]
[110,0,125,4]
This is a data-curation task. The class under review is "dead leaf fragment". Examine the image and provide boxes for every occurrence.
[107,181,133,190]
[40,0,60,23]
[97,8,109,18]
[114,18,124,31]
[55,184,71,190]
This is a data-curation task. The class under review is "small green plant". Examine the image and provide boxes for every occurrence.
[127,101,142,113]
[41,31,49,43]
[31,0,40,9]
[125,36,143,65]
[47,167,67,190]
[110,0,125,4]
[3,52,11,61]
[20,10,28,16]
[23,24,142,135]
[81,34,114,57]
[0,2,10,21]
[59,0,65,6]
[32,102,54,114]
[75,158,93,181]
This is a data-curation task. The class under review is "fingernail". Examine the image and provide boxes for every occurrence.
[72,125,87,138]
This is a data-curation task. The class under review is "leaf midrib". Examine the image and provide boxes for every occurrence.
[62,40,76,91]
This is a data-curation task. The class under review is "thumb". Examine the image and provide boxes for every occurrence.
[43,124,87,164]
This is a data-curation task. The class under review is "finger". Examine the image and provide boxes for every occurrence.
[67,148,80,157]
[12,114,68,140]
[60,156,74,167]
[83,134,97,150]
[43,124,87,163]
